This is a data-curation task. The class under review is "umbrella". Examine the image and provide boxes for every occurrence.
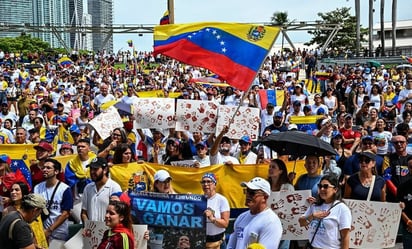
[367,60,381,68]
[259,131,336,157]
[114,101,133,115]
[396,64,412,70]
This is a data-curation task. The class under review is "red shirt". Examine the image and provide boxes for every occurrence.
[339,127,361,150]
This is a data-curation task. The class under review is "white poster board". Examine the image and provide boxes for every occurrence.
[215,105,260,140]
[343,199,402,248]
[268,190,311,240]
[89,107,124,140]
[80,220,148,249]
[133,98,175,129]
[175,99,219,133]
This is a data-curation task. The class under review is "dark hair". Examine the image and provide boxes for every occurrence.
[268,159,291,191]
[10,181,30,206]
[112,127,128,143]
[44,158,62,171]
[109,200,133,231]
[113,143,135,164]
[315,174,341,205]
[77,138,90,145]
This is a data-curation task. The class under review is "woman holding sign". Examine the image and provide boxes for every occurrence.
[299,174,351,249]
[97,200,134,249]
[201,173,230,249]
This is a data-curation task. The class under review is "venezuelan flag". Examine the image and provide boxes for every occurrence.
[58,56,73,68]
[154,22,280,91]
[159,10,170,25]
[402,55,412,64]
[127,40,133,47]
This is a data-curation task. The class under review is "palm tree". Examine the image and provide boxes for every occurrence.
[271,11,289,57]
[392,0,397,55]
[368,0,374,57]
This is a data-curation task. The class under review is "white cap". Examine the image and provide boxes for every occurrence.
[241,177,271,195]
[154,169,172,182]
[288,124,298,131]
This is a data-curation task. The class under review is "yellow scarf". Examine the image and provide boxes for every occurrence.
[69,152,96,179]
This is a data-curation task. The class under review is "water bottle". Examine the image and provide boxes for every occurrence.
[248,232,258,247]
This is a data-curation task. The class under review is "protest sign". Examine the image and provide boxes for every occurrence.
[133,98,176,129]
[215,105,260,140]
[175,99,218,133]
[268,190,311,240]
[129,192,207,249]
[88,107,124,139]
[343,199,402,248]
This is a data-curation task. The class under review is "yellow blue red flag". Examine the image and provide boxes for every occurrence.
[154,22,280,91]
[159,10,170,25]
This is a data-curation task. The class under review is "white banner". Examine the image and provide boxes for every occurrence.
[133,98,175,129]
[175,99,218,133]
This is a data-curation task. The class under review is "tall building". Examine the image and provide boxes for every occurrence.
[88,0,113,53]
[69,0,84,50]
[0,0,33,38]
[32,0,71,49]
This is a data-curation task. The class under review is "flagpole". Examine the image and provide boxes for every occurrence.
[228,25,279,129]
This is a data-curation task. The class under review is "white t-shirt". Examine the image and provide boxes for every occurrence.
[227,208,282,249]
[210,152,240,165]
[304,201,351,249]
[206,193,230,236]
[81,178,122,222]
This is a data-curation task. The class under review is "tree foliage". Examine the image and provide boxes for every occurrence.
[271,11,289,26]
[304,7,368,50]
[0,34,50,53]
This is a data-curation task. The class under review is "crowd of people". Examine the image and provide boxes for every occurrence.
[0,47,411,249]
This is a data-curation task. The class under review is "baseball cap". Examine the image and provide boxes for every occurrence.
[344,113,352,120]
[359,151,376,161]
[69,124,81,134]
[0,154,11,164]
[154,169,172,182]
[240,135,252,144]
[23,193,49,215]
[87,157,108,168]
[202,172,217,185]
[332,131,342,139]
[288,124,298,131]
[362,135,374,142]
[60,142,73,151]
[266,103,274,108]
[294,83,302,88]
[34,140,53,152]
[292,100,301,106]
[166,138,180,147]
[195,141,208,149]
[274,111,283,117]
[241,177,271,196]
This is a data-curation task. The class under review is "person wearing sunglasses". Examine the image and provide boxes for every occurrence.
[344,151,386,201]
[227,177,282,249]
[299,174,351,249]
[201,173,230,249]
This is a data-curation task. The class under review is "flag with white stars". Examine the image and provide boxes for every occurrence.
[11,159,32,189]
[154,22,280,91]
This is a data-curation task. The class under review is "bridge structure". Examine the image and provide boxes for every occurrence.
[0,21,341,53]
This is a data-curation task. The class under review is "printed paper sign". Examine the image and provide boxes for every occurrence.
[89,107,124,139]
[216,105,260,140]
[268,190,311,240]
[343,199,401,248]
[133,98,175,129]
[175,99,219,133]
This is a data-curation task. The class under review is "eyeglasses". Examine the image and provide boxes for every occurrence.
[359,157,371,164]
[200,180,214,185]
[362,142,373,146]
[393,141,406,145]
[112,133,122,137]
[317,184,335,189]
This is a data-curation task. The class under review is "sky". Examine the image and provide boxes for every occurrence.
[112,0,410,53]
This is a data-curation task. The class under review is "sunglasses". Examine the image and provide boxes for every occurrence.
[243,188,264,197]
[200,180,214,185]
[359,157,371,164]
[317,184,335,189]
[393,141,406,145]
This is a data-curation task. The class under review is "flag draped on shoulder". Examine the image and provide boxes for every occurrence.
[154,22,280,91]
